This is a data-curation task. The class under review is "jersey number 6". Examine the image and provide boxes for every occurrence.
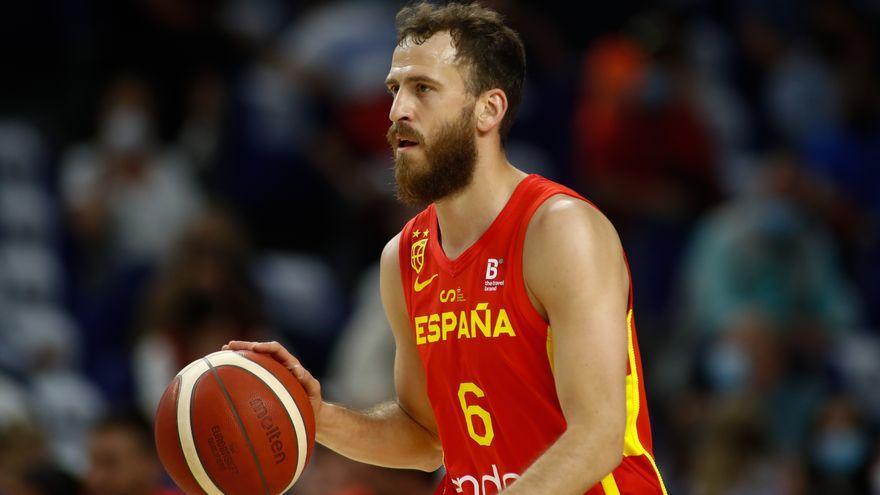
[457,382,495,446]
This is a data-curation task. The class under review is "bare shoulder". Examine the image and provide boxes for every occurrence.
[379,232,408,328]
[380,232,402,268]
[527,194,622,253]
[523,194,628,307]
[380,232,404,299]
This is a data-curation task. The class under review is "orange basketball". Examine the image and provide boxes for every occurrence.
[154,350,315,495]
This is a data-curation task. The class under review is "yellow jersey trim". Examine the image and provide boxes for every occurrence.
[600,472,621,495]
[623,309,668,495]
[547,311,667,494]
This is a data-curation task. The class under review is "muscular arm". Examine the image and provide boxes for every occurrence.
[225,235,442,472]
[318,234,443,471]
[502,197,629,494]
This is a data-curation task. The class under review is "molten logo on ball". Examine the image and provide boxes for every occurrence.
[250,397,287,464]
[155,350,316,495]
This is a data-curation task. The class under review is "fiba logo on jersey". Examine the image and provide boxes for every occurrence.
[484,258,505,292]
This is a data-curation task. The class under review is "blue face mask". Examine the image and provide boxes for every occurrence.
[814,429,869,476]
[757,198,804,241]
[706,342,751,394]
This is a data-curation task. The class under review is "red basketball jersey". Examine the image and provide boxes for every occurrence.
[397,175,667,495]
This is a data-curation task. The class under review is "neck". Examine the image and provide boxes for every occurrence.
[433,146,528,260]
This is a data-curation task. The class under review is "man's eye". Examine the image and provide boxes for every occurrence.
[417,84,431,93]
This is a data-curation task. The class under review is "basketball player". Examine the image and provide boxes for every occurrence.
[225,2,666,493]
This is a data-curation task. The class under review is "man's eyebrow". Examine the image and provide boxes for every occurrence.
[385,75,443,87]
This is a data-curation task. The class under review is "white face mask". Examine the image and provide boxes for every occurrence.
[100,106,150,153]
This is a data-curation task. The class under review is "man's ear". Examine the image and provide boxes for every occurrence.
[476,88,508,134]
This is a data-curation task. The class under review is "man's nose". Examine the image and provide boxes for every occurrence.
[389,91,414,123]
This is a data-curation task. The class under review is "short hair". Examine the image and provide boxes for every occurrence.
[395,2,527,140]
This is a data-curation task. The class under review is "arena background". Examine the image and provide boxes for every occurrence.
[0,0,878,494]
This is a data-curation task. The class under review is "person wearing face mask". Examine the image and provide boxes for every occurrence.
[59,74,205,403]
[61,74,204,271]
[808,396,872,494]
[678,150,860,339]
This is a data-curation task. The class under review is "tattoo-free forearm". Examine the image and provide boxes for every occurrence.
[500,424,622,494]
[316,401,443,472]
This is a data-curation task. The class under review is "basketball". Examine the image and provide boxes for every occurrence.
[154,350,316,495]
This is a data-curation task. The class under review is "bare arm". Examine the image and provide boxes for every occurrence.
[226,234,443,472]
[317,234,442,470]
[501,196,628,494]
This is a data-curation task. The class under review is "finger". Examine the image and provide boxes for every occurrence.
[290,365,317,392]
[226,340,257,350]
[298,369,321,399]
[252,340,289,355]
[253,341,298,366]
[291,364,306,379]
[245,341,302,371]
[228,341,308,385]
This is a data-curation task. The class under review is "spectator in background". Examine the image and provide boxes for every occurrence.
[17,463,82,495]
[17,308,105,476]
[736,8,842,145]
[573,27,718,221]
[324,265,395,408]
[85,410,180,495]
[800,66,880,327]
[807,395,873,494]
[61,74,203,270]
[657,149,862,486]
[0,403,81,494]
[175,69,228,189]
[701,312,828,454]
[0,422,54,495]
[273,0,415,275]
[689,398,805,495]
[685,17,755,196]
[133,208,264,417]
[678,149,860,338]
[571,22,720,324]
[59,74,205,402]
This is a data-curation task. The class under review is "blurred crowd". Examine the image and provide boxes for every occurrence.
[0,0,878,494]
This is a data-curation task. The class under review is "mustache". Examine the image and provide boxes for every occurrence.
[386,122,425,147]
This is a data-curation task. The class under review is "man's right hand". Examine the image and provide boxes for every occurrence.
[222,340,324,425]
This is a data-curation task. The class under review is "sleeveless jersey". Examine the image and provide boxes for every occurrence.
[397,175,667,495]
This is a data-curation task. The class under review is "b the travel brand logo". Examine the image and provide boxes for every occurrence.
[484,258,505,292]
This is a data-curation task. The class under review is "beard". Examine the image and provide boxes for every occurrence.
[388,103,477,207]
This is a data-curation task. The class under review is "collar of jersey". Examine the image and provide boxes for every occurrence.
[427,174,537,277]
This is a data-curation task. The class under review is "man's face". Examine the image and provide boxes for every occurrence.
[86,427,156,495]
[385,31,479,206]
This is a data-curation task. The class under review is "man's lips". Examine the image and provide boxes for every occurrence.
[397,137,420,148]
